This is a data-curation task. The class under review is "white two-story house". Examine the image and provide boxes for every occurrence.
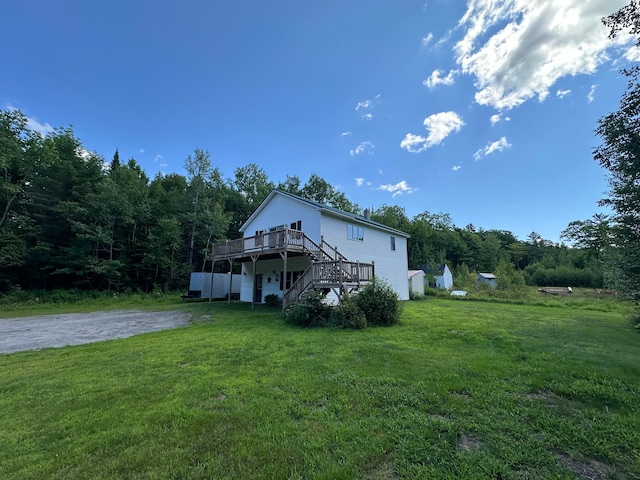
[210,190,410,308]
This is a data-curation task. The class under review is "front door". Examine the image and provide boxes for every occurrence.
[254,274,263,303]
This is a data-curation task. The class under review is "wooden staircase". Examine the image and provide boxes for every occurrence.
[283,236,374,306]
[210,228,374,307]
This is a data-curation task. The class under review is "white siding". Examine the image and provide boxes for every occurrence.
[237,191,410,302]
[189,272,241,299]
[243,194,322,242]
[240,263,253,302]
[408,271,425,295]
[240,256,311,303]
[435,265,453,290]
[320,213,409,300]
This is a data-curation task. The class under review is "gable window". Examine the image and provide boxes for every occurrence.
[348,224,364,241]
[390,236,396,251]
[290,220,302,230]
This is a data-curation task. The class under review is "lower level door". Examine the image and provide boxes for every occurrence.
[254,274,263,303]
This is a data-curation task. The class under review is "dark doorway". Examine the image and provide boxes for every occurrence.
[254,274,263,303]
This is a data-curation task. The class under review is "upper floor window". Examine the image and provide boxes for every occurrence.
[290,220,302,230]
[348,224,364,241]
[390,236,396,251]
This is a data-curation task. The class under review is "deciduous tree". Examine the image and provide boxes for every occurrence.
[594,2,640,299]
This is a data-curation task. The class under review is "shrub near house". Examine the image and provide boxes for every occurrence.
[284,277,402,329]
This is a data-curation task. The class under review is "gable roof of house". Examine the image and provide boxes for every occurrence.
[240,189,410,238]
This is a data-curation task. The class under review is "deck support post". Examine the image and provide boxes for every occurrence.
[227,259,233,305]
[338,258,343,303]
[280,249,288,313]
[250,254,259,310]
[209,259,215,303]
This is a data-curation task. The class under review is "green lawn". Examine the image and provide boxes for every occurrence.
[0,298,638,479]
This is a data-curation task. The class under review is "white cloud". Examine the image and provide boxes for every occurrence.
[356,99,372,110]
[454,0,631,110]
[356,95,381,119]
[491,114,511,125]
[154,154,164,162]
[424,111,465,146]
[588,84,597,103]
[556,89,571,98]
[473,136,511,160]
[5,105,54,135]
[26,117,54,135]
[624,45,640,62]
[76,146,93,161]
[139,148,145,154]
[341,131,352,137]
[423,69,456,89]
[401,111,465,153]
[400,133,429,153]
[422,33,434,47]
[350,141,375,157]
[355,177,372,187]
[378,180,417,197]
[453,165,462,171]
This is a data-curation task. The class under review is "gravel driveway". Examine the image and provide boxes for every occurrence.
[0,310,191,354]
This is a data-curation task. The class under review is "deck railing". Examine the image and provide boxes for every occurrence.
[211,229,374,305]
[212,229,306,258]
[211,229,346,264]
[284,259,375,306]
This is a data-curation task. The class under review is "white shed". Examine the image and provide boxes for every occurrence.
[188,272,241,299]
[408,270,425,296]
[435,264,454,290]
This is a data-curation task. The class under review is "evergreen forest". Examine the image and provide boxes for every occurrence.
[0,108,610,295]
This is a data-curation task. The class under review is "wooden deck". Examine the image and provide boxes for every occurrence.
[212,229,314,262]
[210,229,374,306]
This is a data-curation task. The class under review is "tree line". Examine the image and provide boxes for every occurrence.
[1,108,611,294]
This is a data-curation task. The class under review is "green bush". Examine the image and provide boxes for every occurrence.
[283,290,331,328]
[264,294,280,307]
[409,290,424,300]
[354,277,403,326]
[423,287,450,298]
[330,296,367,329]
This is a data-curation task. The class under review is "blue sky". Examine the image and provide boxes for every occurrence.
[2,0,637,242]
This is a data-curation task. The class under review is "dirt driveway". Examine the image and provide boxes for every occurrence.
[0,310,191,354]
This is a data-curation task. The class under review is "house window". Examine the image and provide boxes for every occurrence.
[290,220,302,230]
[348,224,364,241]
[390,236,396,251]
[280,271,304,290]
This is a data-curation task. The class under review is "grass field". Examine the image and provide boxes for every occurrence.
[0,295,638,479]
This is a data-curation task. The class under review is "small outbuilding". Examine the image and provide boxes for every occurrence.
[477,272,498,288]
[408,270,425,296]
[188,272,241,300]
[435,264,454,290]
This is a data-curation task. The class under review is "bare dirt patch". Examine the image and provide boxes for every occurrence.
[555,452,614,480]
[457,433,485,452]
[0,310,191,354]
